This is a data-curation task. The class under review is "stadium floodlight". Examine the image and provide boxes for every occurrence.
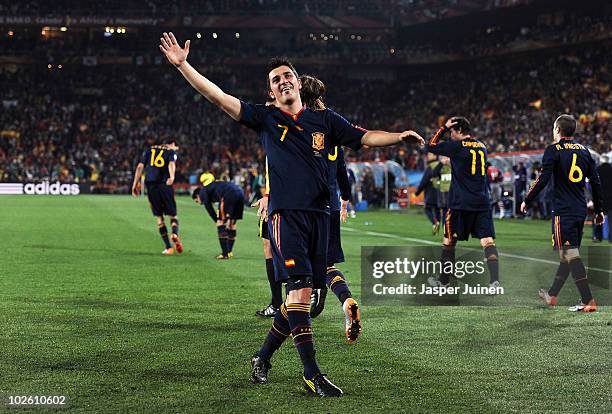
[212,32,218,39]
[235,32,240,38]
[60,26,67,32]
[196,32,202,39]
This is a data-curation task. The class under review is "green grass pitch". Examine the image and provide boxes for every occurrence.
[1,195,610,413]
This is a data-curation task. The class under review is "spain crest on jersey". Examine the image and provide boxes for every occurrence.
[312,132,325,151]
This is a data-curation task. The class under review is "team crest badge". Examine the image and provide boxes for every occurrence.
[312,132,325,151]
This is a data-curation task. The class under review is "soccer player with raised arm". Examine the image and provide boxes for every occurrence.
[192,173,245,259]
[425,117,501,289]
[521,114,604,312]
[131,139,183,255]
[159,32,423,397]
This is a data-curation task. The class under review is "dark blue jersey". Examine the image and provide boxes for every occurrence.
[198,181,243,222]
[239,102,365,214]
[426,127,490,211]
[524,139,603,217]
[140,145,177,183]
[328,146,352,212]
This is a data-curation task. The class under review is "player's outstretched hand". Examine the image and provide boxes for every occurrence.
[594,212,605,225]
[445,117,460,129]
[340,199,349,223]
[520,201,527,214]
[159,32,190,68]
[400,130,425,146]
[252,196,269,221]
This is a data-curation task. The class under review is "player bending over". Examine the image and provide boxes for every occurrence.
[426,117,500,289]
[521,114,604,312]
[131,139,183,255]
[192,173,244,259]
[159,32,423,397]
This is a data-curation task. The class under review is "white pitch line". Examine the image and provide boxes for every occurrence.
[342,226,612,274]
[232,209,611,274]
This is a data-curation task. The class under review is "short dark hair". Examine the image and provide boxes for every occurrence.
[554,114,576,137]
[266,56,298,91]
[168,139,178,146]
[191,188,201,199]
[451,117,470,134]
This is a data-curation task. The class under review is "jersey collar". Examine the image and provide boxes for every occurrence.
[279,105,306,122]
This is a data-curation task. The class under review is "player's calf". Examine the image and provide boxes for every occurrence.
[216,224,229,258]
[566,249,595,307]
[325,267,352,304]
[256,303,290,364]
[158,219,172,251]
[481,239,499,285]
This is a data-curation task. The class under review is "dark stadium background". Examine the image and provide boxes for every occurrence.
[1,0,609,214]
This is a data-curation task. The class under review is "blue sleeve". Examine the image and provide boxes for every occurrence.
[426,140,461,157]
[238,101,267,131]
[168,150,177,163]
[140,149,149,165]
[336,148,351,201]
[586,151,603,213]
[200,189,218,222]
[327,109,366,152]
[524,146,555,205]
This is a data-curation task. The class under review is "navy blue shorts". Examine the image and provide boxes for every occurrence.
[552,215,584,249]
[444,209,495,241]
[219,194,244,221]
[268,210,329,290]
[146,183,176,217]
[327,210,345,266]
[258,215,269,240]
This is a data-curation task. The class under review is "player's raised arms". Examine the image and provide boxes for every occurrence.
[159,32,241,121]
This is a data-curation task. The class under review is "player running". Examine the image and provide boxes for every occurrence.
[131,139,183,255]
[192,173,244,259]
[521,114,604,312]
[159,32,423,397]
[425,117,500,289]
[298,75,361,343]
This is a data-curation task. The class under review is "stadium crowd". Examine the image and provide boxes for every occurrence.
[0,40,609,197]
[0,0,530,18]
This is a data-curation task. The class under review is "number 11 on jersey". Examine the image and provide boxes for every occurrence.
[469,149,485,176]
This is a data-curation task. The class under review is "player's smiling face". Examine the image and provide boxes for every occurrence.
[268,66,301,106]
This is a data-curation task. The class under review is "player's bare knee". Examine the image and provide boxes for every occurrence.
[480,238,495,248]
[262,239,272,258]
[443,237,456,247]
[286,287,312,304]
